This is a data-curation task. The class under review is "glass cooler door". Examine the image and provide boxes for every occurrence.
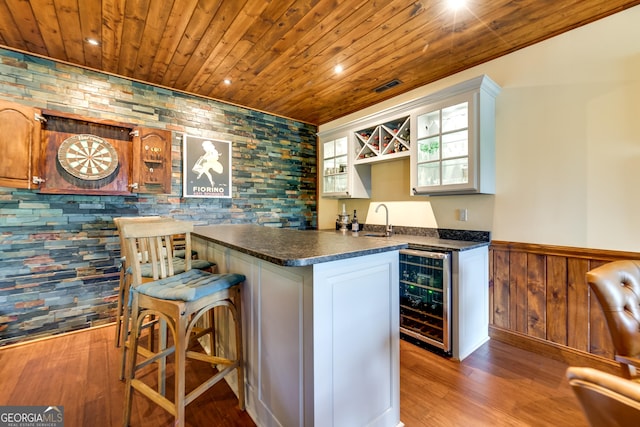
[399,249,451,353]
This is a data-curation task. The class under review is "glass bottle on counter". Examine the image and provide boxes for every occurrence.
[351,210,359,232]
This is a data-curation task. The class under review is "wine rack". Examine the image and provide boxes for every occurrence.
[354,115,410,163]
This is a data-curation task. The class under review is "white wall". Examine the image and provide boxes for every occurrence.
[318,5,640,252]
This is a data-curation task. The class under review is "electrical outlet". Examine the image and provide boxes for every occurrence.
[458,208,468,221]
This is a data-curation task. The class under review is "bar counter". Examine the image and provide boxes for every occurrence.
[192,224,406,427]
[193,223,408,266]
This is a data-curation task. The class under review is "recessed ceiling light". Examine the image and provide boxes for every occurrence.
[334,64,343,74]
[223,79,232,85]
[447,0,466,10]
[85,38,100,46]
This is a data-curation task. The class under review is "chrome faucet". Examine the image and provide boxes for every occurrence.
[375,203,393,237]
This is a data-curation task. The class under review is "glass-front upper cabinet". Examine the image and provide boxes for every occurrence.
[415,100,470,188]
[319,132,371,198]
[322,136,348,194]
[411,76,500,195]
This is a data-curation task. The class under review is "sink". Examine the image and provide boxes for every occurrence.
[363,233,388,238]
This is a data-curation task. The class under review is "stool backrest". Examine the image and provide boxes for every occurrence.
[120,219,194,285]
[114,216,162,259]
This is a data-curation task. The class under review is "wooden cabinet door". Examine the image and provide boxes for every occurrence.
[0,100,43,189]
[131,127,172,194]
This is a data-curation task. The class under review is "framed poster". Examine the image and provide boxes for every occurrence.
[183,135,232,198]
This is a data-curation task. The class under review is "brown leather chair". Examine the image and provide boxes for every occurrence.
[567,366,640,427]
[586,260,640,379]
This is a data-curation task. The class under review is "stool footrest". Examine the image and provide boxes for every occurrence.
[186,350,235,366]
[122,341,157,360]
[135,346,176,372]
[131,359,240,412]
[131,378,176,416]
[184,363,239,407]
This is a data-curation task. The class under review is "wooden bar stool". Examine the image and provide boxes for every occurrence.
[120,219,245,427]
[114,216,216,349]
[114,216,161,349]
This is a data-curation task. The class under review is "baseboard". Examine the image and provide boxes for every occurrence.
[0,322,115,350]
[489,326,621,375]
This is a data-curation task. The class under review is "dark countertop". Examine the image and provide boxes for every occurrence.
[378,233,490,252]
[193,224,408,267]
[323,229,490,252]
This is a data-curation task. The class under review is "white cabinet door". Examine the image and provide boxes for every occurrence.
[411,75,500,196]
[319,132,371,198]
[322,135,349,195]
[413,94,475,193]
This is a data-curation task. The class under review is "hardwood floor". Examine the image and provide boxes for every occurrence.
[400,339,588,426]
[0,325,592,426]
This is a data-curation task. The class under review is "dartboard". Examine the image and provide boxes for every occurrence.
[57,134,119,181]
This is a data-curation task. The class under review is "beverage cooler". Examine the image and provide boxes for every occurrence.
[399,249,451,354]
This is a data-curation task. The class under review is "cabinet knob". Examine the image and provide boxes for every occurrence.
[32,176,45,184]
[128,183,139,190]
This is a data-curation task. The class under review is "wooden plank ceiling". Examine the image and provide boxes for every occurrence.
[0,0,638,125]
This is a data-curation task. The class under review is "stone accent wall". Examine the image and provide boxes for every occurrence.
[0,48,317,345]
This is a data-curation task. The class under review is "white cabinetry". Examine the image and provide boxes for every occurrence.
[319,131,370,198]
[451,245,490,361]
[411,75,501,195]
[318,75,500,198]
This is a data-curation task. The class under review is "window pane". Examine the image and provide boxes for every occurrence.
[417,110,440,138]
[417,162,440,186]
[323,157,335,176]
[324,141,334,159]
[418,137,440,162]
[323,175,334,193]
[442,158,468,185]
[335,137,348,156]
[442,130,468,159]
[442,102,468,133]
[335,155,347,173]
[335,174,347,193]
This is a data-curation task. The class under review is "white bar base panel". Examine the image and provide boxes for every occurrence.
[193,237,403,427]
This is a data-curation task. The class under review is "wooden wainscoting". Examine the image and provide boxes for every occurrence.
[489,241,640,361]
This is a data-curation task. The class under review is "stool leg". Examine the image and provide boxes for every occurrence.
[158,318,167,396]
[119,294,133,381]
[175,311,188,427]
[233,286,245,410]
[208,307,216,357]
[119,285,131,380]
[114,268,125,347]
[119,271,134,380]
[123,295,141,427]
[120,344,127,382]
